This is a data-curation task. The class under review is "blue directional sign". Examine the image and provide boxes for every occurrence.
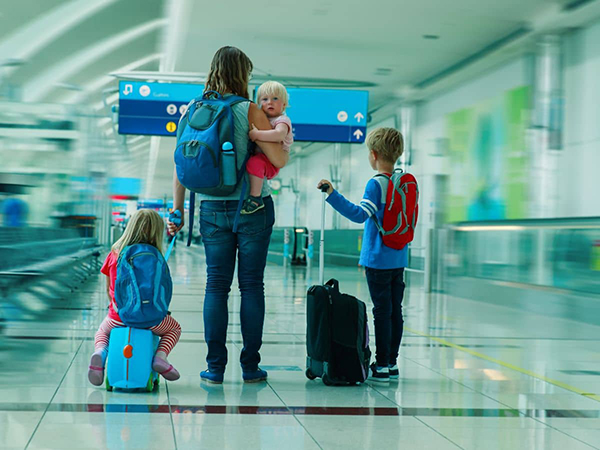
[118,81,203,136]
[118,81,369,143]
[283,88,369,143]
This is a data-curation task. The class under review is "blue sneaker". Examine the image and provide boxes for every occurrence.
[369,363,389,383]
[389,364,399,380]
[200,369,224,384]
[242,368,268,383]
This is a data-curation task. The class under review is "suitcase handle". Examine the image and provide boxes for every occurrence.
[325,278,339,293]
[319,184,330,285]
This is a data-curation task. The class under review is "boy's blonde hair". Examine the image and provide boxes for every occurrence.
[256,81,289,110]
[111,209,164,256]
[366,127,404,164]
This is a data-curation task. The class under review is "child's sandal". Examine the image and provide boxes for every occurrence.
[152,356,180,381]
[88,353,105,386]
[241,197,264,215]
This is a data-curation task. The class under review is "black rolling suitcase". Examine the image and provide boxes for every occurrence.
[305,185,371,386]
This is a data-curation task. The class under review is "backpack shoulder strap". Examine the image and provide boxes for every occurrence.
[222,95,251,107]
[369,175,388,235]
[373,174,390,205]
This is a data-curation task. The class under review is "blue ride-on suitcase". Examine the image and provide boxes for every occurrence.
[105,327,159,392]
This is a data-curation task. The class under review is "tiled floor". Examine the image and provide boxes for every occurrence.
[2,246,600,449]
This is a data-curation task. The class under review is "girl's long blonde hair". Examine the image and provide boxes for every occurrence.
[111,209,164,256]
[205,46,253,99]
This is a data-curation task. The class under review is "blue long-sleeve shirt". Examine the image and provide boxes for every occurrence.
[326,178,408,269]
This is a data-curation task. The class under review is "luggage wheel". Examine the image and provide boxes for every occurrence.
[322,373,334,386]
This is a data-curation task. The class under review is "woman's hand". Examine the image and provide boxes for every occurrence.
[317,179,334,195]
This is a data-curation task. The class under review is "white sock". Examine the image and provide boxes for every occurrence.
[155,351,168,361]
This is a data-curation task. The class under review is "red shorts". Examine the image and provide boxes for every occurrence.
[246,153,279,179]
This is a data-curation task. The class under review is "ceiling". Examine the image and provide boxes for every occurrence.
[1,0,599,198]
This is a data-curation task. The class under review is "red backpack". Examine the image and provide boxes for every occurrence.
[372,170,419,250]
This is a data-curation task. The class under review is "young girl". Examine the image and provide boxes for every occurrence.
[88,209,182,386]
[243,81,293,214]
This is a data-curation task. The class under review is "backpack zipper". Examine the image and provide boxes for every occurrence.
[177,140,218,168]
[128,252,155,264]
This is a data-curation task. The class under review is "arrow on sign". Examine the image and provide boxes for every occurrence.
[353,129,364,140]
[354,112,364,122]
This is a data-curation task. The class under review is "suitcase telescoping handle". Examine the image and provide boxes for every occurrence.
[319,184,330,285]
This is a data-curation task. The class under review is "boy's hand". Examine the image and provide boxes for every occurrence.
[249,123,259,142]
[317,179,334,195]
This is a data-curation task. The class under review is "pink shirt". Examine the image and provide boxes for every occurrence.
[100,252,122,322]
[270,115,293,152]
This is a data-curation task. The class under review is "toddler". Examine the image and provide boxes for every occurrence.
[243,81,293,214]
[88,209,182,386]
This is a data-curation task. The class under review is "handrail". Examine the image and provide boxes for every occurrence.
[449,216,600,231]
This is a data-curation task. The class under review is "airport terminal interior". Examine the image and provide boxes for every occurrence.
[1,0,600,449]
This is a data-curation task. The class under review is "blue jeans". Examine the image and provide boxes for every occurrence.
[200,196,274,373]
[365,267,406,367]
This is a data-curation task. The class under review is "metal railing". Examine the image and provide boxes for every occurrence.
[442,217,600,295]
[0,227,102,329]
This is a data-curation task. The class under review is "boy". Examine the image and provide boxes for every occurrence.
[317,127,407,383]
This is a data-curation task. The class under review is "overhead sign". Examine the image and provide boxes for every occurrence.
[283,88,369,143]
[118,81,369,143]
[118,81,203,136]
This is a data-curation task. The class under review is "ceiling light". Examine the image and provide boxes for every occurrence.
[374,68,392,76]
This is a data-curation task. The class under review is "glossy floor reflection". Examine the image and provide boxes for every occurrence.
[1,246,600,449]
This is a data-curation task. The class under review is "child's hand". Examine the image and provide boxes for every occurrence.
[167,210,184,236]
[249,123,259,142]
[317,179,334,195]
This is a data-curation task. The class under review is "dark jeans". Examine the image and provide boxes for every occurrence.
[200,196,274,373]
[365,267,406,367]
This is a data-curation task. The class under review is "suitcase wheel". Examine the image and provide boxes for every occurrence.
[305,369,317,380]
[322,373,334,386]
[105,377,113,392]
[145,374,155,392]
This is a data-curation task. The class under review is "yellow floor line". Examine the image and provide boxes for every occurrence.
[405,327,600,404]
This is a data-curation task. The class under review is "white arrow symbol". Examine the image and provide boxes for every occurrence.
[354,112,364,122]
[353,129,364,140]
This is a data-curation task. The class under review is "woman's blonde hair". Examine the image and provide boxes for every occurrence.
[111,209,165,256]
[256,81,289,110]
[205,46,253,99]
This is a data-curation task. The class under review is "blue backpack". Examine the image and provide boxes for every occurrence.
[114,244,172,329]
[174,91,252,245]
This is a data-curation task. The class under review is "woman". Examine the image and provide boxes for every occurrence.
[168,46,288,384]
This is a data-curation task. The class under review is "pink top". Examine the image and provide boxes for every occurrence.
[100,252,122,322]
[270,115,293,152]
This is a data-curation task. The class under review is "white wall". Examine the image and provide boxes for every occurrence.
[414,57,531,227]
[275,20,600,232]
[561,22,600,217]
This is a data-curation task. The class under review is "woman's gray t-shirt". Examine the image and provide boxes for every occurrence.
[196,96,271,202]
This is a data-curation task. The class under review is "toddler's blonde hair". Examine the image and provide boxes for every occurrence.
[111,209,164,256]
[366,127,404,164]
[256,81,289,110]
